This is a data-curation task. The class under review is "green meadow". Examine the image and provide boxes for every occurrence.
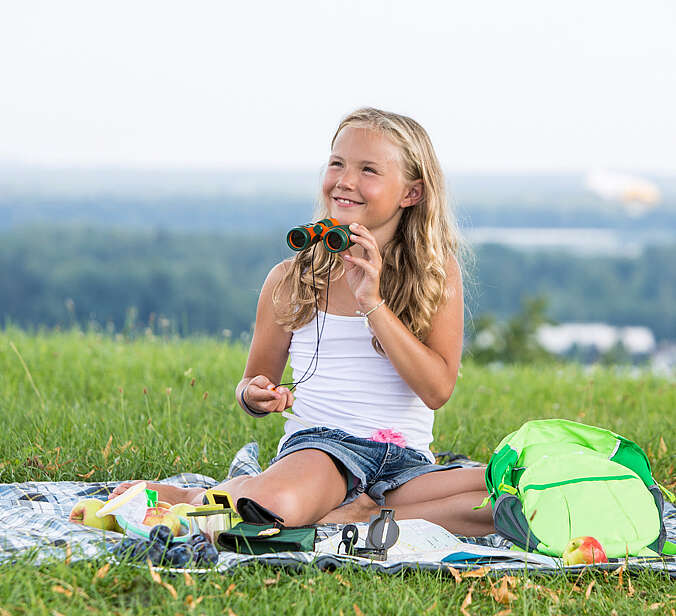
[0,328,674,615]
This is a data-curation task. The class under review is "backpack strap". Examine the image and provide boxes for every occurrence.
[657,483,675,502]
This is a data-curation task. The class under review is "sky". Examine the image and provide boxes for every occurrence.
[1,0,675,174]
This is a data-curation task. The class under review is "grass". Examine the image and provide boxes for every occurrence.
[0,327,674,615]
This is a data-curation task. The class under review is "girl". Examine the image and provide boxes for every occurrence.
[111,108,493,536]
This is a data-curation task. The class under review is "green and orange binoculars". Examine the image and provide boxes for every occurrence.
[286,218,355,253]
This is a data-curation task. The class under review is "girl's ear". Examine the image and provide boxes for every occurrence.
[400,180,424,208]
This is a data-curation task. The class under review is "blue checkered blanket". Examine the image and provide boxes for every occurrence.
[1,445,674,576]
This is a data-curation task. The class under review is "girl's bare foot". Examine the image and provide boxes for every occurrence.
[318,493,380,524]
[108,480,205,506]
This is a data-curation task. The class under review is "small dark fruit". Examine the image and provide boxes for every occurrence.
[193,542,219,566]
[113,537,138,560]
[131,540,153,561]
[189,532,210,546]
[166,544,194,567]
[149,524,174,548]
[146,542,168,566]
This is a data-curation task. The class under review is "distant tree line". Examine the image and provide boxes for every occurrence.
[468,243,676,341]
[1,193,676,232]
[1,226,674,342]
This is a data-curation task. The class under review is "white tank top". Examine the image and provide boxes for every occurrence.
[278,310,436,462]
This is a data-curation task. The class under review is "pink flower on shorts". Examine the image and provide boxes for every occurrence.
[370,429,407,448]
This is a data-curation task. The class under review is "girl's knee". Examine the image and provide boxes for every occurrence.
[236,477,309,526]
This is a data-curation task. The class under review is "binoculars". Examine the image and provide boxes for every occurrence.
[286,218,355,253]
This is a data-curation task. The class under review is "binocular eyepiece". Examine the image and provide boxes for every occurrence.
[286,218,355,253]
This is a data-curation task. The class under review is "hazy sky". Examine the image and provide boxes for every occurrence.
[1,0,675,173]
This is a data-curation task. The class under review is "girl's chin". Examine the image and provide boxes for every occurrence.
[329,207,363,220]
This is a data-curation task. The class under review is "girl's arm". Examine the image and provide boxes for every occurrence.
[235,261,295,416]
[344,224,463,410]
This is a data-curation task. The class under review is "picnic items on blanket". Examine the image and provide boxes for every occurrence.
[97,482,153,526]
[97,483,191,543]
[186,489,244,546]
[217,523,317,554]
[483,419,676,559]
[111,529,219,567]
[339,509,400,561]
[2,473,675,574]
[111,525,218,567]
[236,496,286,525]
[69,498,120,531]
[316,518,562,566]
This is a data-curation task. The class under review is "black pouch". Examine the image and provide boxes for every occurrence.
[217,522,316,554]
[237,497,285,525]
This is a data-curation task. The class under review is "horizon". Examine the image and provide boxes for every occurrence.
[2,163,676,209]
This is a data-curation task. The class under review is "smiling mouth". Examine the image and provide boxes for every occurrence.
[334,197,364,206]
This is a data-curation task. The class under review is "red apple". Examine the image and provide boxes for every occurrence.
[562,536,608,565]
[142,506,181,536]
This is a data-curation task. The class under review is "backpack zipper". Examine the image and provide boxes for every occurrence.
[521,474,636,492]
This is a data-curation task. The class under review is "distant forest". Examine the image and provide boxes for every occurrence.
[2,193,676,233]
[2,226,674,342]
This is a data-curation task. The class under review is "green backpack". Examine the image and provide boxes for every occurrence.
[484,419,675,558]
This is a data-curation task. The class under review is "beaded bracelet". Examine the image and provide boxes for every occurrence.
[356,299,386,327]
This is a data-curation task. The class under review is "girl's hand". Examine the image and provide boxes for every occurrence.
[342,223,383,311]
[244,375,294,414]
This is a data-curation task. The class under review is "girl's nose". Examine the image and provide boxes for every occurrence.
[336,168,356,190]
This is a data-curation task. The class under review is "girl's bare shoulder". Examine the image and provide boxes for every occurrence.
[259,258,295,316]
[439,254,462,302]
[264,258,294,293]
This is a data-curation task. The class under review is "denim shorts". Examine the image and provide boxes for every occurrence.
[271,427,462,506]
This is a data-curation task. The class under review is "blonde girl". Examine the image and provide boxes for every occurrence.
[111,108,493,536]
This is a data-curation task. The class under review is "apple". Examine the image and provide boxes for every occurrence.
[69,498,118,531]
[170,502,197,519]
[143,507,181,536]
[562,536,608,565]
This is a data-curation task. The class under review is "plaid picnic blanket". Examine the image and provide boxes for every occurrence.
[1,444,674,577]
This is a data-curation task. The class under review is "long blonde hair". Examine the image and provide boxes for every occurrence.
[273,107,467,354]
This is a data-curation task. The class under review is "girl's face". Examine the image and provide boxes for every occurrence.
[322,126,419,247]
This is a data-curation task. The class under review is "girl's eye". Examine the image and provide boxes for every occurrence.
[329,160,342,167]
[363,167,376,174]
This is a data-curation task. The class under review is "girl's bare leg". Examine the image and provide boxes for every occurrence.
[319,467,494,536]
[109,450,348,527]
